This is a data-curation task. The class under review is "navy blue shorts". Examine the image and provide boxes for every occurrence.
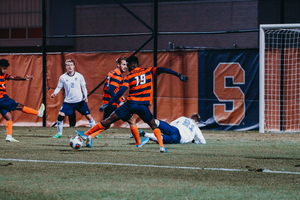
[0,95,19,116]
[158,120,181,144]
[103,105,118,120]
[60,101,91,116]
[114,102,152,124]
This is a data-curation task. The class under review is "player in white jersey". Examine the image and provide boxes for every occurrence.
[51,59,97,138]
[143,113,206,144]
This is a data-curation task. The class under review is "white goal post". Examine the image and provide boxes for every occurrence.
[260,24,300,133]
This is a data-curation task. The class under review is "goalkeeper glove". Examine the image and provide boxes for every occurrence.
[177,73,189,82]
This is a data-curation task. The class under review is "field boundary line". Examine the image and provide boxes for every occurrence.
[1,158,300,175]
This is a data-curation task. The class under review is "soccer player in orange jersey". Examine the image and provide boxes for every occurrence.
[102,56,127,119]
[0,59,45,142]
[99,56,137,139]
[76,55,188,153]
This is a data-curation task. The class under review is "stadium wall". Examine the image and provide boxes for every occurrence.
[0,51,198,128]
[0,49,260,130]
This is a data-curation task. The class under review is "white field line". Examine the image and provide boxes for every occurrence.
[1,158,300,175]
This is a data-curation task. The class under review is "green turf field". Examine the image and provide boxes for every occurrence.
[0,126,300,199]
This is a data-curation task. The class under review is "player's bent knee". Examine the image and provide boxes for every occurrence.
[57,115,65,121]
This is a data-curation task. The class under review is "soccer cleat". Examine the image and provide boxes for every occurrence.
[129,129,146,138]
[6,137,19,142]
[38,103,45,117]
[53,133,62,138]
[95,135,101,139]
[139,129,145,137]
[86,135,93,148]
[75,130,87,141]
[160,146,168,153]
[136,137,149,147]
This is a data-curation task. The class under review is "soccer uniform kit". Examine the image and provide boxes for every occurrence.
[146,116,206,144]
[114,67,157,123]
[102,68,124,119]
[53,72,90,116]
[170,117,206,144]
[0,73,19,116]
[80,66,165,149]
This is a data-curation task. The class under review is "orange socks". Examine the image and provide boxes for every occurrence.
[90,130,102,139]
[89,123,105,139]
[130,125,141,145]
[22,106,39,116]
[153,128,164,147]
[6,121,13,136]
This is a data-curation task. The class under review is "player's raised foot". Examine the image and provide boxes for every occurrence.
[86,135,93,148]
[95,135,101,139]
[53,133,62,138]
[160,146,168,153]
[75,130,87,141]
[136,137,149,147]
[38,103,45,117]
[6,137,19,142]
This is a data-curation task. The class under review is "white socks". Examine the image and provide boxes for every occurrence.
[144,132,158,141]
[57,121,63,135]
[89,119,96,127]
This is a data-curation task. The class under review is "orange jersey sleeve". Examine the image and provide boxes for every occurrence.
[103,69,124,106]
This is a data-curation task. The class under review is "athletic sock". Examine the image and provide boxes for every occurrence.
[153,128,164,147]
[57,121,63,135]
[91,130,102,139]
[144,132,158,141]
[6,121,13,137]
[22,106,39,116]
[89,118,96,127]
[87,123,105,138]
[130,125,141,145]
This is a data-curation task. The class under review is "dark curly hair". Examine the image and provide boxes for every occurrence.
[0,59,10,67]
[126,56,139,65]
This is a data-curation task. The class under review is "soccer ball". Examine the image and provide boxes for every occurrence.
[69,136,83,149]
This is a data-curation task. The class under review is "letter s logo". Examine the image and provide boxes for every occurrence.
[213,63,245,125]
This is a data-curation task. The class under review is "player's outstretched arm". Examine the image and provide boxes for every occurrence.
[9,75,34,81]
[100,86,127,112]
[155,67,189,82]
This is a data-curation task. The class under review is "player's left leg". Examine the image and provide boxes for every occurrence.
[1,111,18,142]
[16,103,44,117]
[136,105,166,152]
[156,120,180,144]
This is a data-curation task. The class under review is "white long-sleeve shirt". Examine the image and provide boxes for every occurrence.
[53,72,87,103]
[170,117,206,144]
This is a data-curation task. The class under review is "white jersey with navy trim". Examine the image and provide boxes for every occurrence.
[54,72,87,103]
[170,116,206,144]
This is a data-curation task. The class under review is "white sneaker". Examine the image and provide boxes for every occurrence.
[6,137,19,142]
[160,146,167,153]
[38,103,45,117]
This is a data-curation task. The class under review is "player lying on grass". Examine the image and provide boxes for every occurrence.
[76,55,189,153]
[0,59,45,142]
[140,113,206,144]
